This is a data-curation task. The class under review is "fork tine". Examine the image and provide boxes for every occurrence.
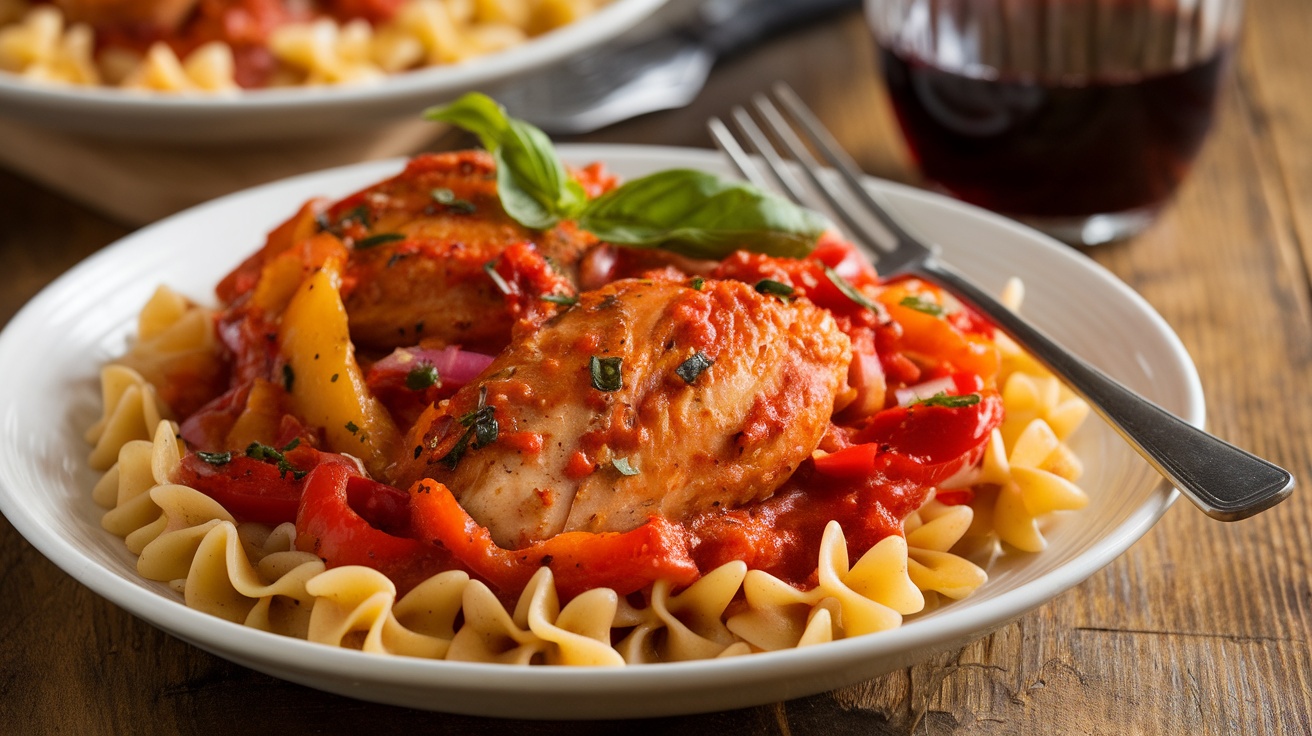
[769,83,926,255]
[706,116,773,191]
[726,107,814,207]
[747,93,895,257]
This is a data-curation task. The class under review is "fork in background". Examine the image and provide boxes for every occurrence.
[707,83,1294,521]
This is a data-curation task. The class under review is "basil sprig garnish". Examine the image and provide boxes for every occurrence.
[426,93,586,230]
[424,93,829,259]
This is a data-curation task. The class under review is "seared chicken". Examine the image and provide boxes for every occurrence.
[392,277,853,549]
[336,151,597,353]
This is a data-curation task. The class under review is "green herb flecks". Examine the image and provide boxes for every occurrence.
[430,187,478,214]
[483,260,513,296]
[406,363,439,391]
[437,387,499,470]
[913,392,982,408]
[612,457,640,476]
[196,451,232,466]
[755,279,795,301]
[824,266,880,312]
[355,232,406,249]
[540,293,578,306]
[899,295,946,317]
[675,351,713,384]
[590,356,623,392]
[244,441,308,480]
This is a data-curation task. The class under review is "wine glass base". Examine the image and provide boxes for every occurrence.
[1013,207,1161,247]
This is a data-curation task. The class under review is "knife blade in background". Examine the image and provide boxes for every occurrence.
[490,0,861,134]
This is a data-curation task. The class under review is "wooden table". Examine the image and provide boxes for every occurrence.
[2,1,1310,732]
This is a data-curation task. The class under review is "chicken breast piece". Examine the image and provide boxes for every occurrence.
[338,151,597,353]
[392,277,852,549]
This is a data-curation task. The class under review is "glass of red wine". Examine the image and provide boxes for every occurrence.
[866,0,1243,245]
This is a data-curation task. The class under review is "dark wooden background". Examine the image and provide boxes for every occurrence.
[1,0,1309,732]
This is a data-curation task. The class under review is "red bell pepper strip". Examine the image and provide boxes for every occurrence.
[295,464,460,594]
[408,480,700,600]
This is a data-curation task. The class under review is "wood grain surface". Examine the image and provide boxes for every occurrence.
[1,1,1310,733]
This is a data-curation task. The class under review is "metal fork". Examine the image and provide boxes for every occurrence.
[708,82,1294,521]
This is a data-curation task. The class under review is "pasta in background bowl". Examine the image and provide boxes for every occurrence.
[0,0,665,140]
[0,146,1197,718]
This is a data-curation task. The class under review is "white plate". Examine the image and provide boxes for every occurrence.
[0,145,1198,719]
[0,0,665,142]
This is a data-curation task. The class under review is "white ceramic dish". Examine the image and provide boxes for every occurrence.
[0,145,1197,719]
[0,0,666,142]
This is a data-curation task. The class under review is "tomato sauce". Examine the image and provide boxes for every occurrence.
[165,153,1006,601]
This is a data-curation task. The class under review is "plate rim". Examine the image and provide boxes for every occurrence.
[0,143,1197,717]
[0,0,668,136]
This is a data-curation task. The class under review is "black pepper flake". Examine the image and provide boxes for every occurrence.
[281,364,295,392]
[346,421,359,434]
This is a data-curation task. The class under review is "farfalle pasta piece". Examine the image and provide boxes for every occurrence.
[306,566,462,658]
[269,18,386,86]
[448,568,623,665]
[0,5,98,84]
[903,499,988,602]
[119,41,239,92]
[727,523,922,651]
[615,561,747,663]
[981,419,1091,553]
[94,419,183,545]
[86,366,172,471]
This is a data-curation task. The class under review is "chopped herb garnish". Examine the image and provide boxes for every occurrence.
[340,204,370,229]
[483,260,513,296]
[612,457,640,476]
[345,421,360,434]
[405,363,439,391]
[196,451,232,466]
[899,294,946,317]
[824,266,880,312]
[330,373,339,383]
[356,232,406,249]
[431,187,477,214]
[438,388,499,469]
[245,442,282,462]
[754,279,794,301]
[913,392,982,408]
[590,356,623,392]
[244,442,307,479]
[281,438,301,452]
[540,293,578,306]
[675,351,713,384]
[281,364,295,392]
[690,276,705,291]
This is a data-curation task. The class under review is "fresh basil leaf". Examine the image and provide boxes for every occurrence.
[577,169,828,259]
[424,92,586,229]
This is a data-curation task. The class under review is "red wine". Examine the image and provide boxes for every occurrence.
[879,46,1230,219]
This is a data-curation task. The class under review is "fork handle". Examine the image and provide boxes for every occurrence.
[919,258,1295,520]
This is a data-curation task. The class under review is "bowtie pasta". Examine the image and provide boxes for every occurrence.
[0,0,607,92]
[86,149,1091,666]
